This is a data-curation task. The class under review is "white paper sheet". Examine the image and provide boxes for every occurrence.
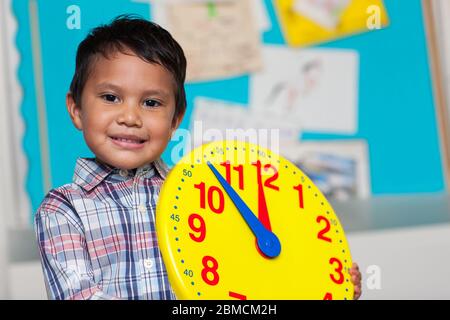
[280,140,371,199]
[252,0,271,32]
[191,97,300,148]
[250,45,359,135]
[293,0,351,29]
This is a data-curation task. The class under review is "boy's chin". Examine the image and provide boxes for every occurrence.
[98,156,157,170]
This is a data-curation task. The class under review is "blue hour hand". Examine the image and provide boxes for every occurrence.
[207,161,281,258]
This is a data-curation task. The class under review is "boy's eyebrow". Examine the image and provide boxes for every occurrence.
[95,82,123,92]
[95,82,171,98]
[141,88,171,99]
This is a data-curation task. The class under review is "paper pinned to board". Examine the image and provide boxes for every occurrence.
[252,0,271,32]
[250,45,359,135]
[274,0,389,47]
[280,139,371,200]
[161,0,263,82]
[191,97,300,148]
[150,0,271,34]
[137,1,237,38]
[293,0,351,29]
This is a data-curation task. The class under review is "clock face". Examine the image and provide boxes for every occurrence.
[156,140,353,300]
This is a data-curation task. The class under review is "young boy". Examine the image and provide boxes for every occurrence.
[34,15,361,300]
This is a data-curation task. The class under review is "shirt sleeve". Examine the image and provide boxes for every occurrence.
[34,204,120,300]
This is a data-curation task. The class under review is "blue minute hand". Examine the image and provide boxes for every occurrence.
[207,161,281,258]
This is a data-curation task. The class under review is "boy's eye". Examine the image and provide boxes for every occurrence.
[144,99,161,108]
[101,94,119,103]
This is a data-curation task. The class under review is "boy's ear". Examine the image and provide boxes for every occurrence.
[66,93,83,131]
[171,110,185,136]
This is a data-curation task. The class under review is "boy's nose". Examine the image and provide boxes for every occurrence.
[117,103,142,127]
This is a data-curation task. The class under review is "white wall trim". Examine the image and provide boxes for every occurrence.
[433,0,450,132]
[429,0,450,189]
[0,0,13,299]
[0,0,33,299]
[2,0,30,227]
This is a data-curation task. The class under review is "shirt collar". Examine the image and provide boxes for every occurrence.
[73,157,170,192]
[153,157,169,180]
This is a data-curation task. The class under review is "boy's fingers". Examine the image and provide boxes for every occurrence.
[349,268,361,278]
[350,262,362,299]
[353,285,362,300]
[351,274,361,285]
[349,264,360,274]
[349,268,359,275]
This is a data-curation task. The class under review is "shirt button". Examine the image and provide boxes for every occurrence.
[143,259,154,270]
[119,169,128,177]
[138,205,147,214]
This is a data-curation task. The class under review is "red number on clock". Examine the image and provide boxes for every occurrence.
[208,186,224,213]
[329,257,344,284]
[194,182,207,208]
[229,291,247,300]
[252,161,279,191]
[323,292,333,300]
[194,182,225,214]
[188,213,206,242]
[201,256,219,286]
[220,161,244,190]
[264,164,279,190]
[316,216,332,243]
[293,184,304,209]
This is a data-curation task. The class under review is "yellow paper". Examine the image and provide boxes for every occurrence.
[275,0,389,47]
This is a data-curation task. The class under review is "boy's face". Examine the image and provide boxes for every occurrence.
[67,50,183,170]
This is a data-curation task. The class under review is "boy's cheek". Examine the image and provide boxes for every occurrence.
[143,123,173,145]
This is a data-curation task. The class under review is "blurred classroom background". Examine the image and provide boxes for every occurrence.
[1,0,450,299]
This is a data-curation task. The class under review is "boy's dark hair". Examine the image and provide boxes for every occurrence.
[69,14,187,122]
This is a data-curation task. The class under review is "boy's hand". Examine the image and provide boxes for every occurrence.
[350,262,362,300]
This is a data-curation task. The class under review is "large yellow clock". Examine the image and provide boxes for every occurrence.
[156,140,353,300]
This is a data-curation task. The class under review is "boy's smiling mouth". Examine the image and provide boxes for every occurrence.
[109,133,147,149]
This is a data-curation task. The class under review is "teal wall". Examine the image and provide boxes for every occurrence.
[12,0,444,218]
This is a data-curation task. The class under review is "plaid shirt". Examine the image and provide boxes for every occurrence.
[34,157,176,300]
